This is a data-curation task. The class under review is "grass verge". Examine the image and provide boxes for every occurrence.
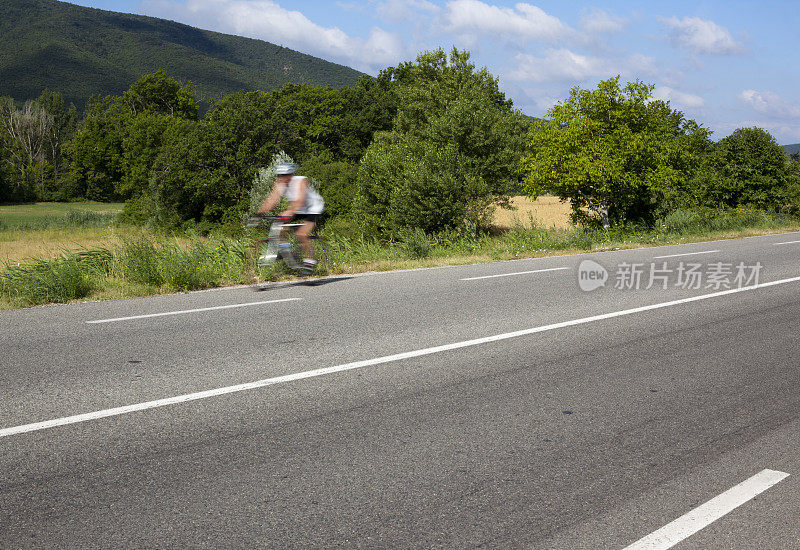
[1,206,798,309]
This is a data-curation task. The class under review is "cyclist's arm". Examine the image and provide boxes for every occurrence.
[257,182,284,214]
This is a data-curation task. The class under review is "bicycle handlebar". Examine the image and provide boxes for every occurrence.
[246,215,292,227]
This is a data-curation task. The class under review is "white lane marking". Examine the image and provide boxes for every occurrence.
[4,275,800,439]
[460,267,569,281]
[773,240,800,246]
[86,298,301,324]
[652,250,720,259]
[622,469,790,550]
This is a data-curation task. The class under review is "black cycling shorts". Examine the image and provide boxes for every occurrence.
[292,213,320,224]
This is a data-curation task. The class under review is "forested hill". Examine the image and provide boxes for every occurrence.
[784,143,800,156]
[0,0,364,108]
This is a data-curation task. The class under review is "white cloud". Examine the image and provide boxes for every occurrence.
[530,93,562,114]
[363,27,406,65]
[579,8,628,35]
[626,54,659,76]
[509,49,656,84]
[739,90,800,119]
[658,16,745,55]
[142,0,404,72]
[376,0,440,22]
[444,0,571,43]
[510,49,603,82]
[336,2,363,12]
[652,86,705,109]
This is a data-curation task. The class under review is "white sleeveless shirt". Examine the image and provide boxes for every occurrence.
[281,176,324,215]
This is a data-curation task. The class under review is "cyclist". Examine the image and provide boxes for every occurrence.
[256,162,325,273]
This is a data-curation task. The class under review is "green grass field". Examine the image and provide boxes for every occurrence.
[0,202,124,229]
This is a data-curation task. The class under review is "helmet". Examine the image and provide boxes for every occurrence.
[275,162,298,175]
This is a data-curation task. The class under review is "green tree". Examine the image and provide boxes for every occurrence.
[785,154,800,211]
[139,89,290,227]
[0,91,78,202]
[0,98,53,202]
[698,127,791,209]
[122,70,198,119]
[136,117,212,226]
[522,77,711,227]
[336,74,398,162]
[298,154,358,220]
[265,78,396,164]
[195,91,290,221]
[0,96,16,202]
[66,71,199,202]
[271,84,348,161]
[64,96,125,201]
[354,47,529,233]
[34,89,78,200]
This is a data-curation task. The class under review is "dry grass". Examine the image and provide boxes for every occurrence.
[0,226,152,264]
[0,202,129,264]
[493,195,572,229]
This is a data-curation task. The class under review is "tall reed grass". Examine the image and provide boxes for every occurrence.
[0,237,249,306]
[0,256,95,306]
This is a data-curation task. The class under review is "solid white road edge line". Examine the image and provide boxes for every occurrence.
[773,240,800,246]
[85,298,301,324]
[622,469,790,550]
[4,275,800,439]
[652,250,720,259]
[460,267,569,281]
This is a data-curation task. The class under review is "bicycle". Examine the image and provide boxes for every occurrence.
[246,215,320,283]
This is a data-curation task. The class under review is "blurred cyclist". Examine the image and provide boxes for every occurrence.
[256,162,325,273]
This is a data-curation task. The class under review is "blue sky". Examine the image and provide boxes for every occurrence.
[68,0,800,144]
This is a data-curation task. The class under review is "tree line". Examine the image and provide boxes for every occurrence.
[1,48,798,233]
[522,77,800,228]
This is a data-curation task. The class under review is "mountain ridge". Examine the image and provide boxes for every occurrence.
[0,0,365,108]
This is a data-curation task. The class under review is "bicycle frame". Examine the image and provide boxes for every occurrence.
[249,217,306,270]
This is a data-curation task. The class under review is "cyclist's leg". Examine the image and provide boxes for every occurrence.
[266,222,296,269]
[295,215,318,271]
[296,222,315,258]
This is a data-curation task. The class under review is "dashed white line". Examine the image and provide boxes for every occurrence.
[773,239,800,246]
[86,298,301,324]
[4,274,800,439]
[622,469,790,550]
[652,250,720,259]
[460,267,569,281]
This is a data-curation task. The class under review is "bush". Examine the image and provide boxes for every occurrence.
[400,227,431,259]
[163,240,245,291]
[300,155,358,220]
[353,48,526,236]
[355,135,491,233]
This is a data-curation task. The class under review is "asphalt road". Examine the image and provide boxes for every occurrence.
[2,231,800,548]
